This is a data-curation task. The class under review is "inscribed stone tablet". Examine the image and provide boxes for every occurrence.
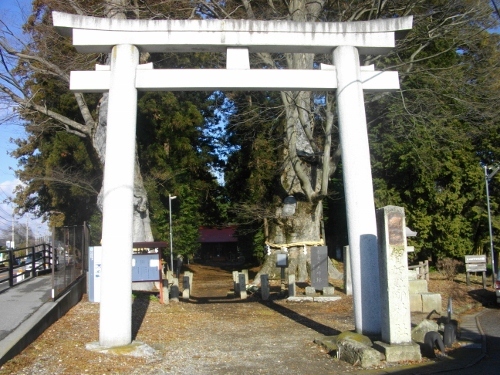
[388,212,404,246]
[311,246,328,290]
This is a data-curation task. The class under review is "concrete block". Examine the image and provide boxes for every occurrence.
[409,279,428,294]
[409,294,422,312]
[305,286,316,296]
[421,293,442,314]
[314,296,341,302]
[287,296,314,302]
[408,269,418,280]
[323,286,335,296]
[337,338,383,368]
[373,341,421,362]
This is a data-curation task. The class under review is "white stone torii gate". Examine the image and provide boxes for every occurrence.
[53,12,412,347]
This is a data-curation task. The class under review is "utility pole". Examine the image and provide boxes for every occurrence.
[485,164,500,285]
[26,215,29,249]
[11,213,15,249]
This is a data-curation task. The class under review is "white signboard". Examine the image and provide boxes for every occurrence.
[132,253,160,282]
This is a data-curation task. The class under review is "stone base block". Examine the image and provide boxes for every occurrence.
[287,296,314,302]
[409,279,428,294]
[337,338,384,368]
[314,296,341,302]
[305,286,316,296]
[408,269,418,281]
[323,286,335,296]
[409,293,423,312]
[422,293,442,314]
[373,341,422,363]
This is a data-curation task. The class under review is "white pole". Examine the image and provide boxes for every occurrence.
[334,45,381,335]
[11,213,15,249]
[26,215,29,249]
[99,44,139,348]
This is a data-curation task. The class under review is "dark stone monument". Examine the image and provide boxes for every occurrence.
[239,273,247,299]
[311,246,328,291]
[170,278,179,301]
[183,275,190,290]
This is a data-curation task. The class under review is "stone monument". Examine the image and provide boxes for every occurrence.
[311,246,328,291]
[374,206,421,362]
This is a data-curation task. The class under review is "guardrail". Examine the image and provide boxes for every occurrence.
[408,260,429,281]
[0,244,54,291]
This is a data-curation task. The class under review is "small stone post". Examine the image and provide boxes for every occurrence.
[162,279,169,304]
[182,275,190,299]
[261,274,270,301]
[241,269,249,285]
[233,271,239,296]
[184,271,193,293]
[238,273,247,299]
[374,206,421,362]
[343,246,352,296]
[288,274,296,297]
[170,278,179,302]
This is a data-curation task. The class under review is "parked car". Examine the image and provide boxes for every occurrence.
[24,251,47,274]
[495,273,500,304]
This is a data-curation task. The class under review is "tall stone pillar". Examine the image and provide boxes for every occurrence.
[333,45,381,335]
[99,44,139,347]
[375,206,421,361]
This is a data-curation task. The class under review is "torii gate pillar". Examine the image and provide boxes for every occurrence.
[334,46,380,334]
[99,44,139,347]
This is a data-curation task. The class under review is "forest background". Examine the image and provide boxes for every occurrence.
[1,0,500,274]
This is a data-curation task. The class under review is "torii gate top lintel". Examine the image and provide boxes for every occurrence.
[52,11,412,54]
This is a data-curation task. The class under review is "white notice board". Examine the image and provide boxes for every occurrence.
[132,253,160,282]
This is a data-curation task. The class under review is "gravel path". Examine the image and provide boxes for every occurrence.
[0,264,358,374]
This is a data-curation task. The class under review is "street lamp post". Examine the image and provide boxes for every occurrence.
[485,165,500,285]
[169,194,177,272]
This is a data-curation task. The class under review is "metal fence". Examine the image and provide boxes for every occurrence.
[51,224,89,300]
[0,223,89,300]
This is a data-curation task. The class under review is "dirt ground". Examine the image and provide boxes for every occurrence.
[0,263,494,375]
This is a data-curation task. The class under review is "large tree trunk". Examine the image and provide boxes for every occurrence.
[95,93,154,242]
[249,0,345,284]
[90,0,154,243]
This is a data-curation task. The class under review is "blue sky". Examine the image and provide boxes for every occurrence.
[0,0,49,239]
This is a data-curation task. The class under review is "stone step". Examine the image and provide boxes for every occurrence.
[409,279,428,294]
[410,292,442,313]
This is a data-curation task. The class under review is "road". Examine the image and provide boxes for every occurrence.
[454,307,500,374]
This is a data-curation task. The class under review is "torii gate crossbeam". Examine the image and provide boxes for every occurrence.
[53,12,412,348]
